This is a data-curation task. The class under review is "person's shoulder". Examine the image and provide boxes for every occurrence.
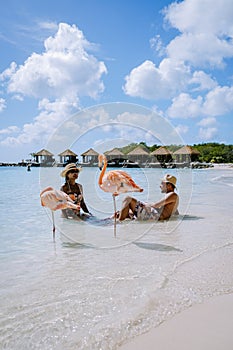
[171,191,179,199]
[60,184,66,191]
[166,191,178,199]
[166,191,176,196]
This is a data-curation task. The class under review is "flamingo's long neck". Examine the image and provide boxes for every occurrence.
[98,157,107,186]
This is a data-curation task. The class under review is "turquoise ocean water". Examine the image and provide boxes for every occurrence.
[0,166,233,349]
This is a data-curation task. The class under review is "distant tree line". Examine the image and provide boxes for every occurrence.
[119,142,233,163]
[193,143,233,163]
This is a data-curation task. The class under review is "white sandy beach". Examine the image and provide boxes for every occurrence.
[119,293,233,350]
[212,163,233,169]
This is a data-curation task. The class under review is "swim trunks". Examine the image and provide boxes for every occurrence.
[133,201,159,221]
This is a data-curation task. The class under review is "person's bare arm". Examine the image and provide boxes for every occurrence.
[151,192,177,209]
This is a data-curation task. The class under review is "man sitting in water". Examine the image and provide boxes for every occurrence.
[117,174,179,221]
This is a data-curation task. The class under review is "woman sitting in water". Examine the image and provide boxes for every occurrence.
[60,163,91,219]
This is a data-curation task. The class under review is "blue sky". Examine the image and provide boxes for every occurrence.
[0,0,233,162]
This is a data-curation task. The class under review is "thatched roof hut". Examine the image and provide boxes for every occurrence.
[104,148,126,166]
[58,149,78,164]
[127,145,150,164]
[150,146,173,164]
[105,148,124,156]
[81,148,99,164]
[173,146,200,163]
[34,149,54,165]
[151,146,171,155]
[105,148,125,160]
[127,145,150,155]
[35,149,54,156]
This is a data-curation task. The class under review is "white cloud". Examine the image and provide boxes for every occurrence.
[0,23,107,147]
[164,0,233,67]
[167,85,233,119]
[116,125,153,145]
[123,0,233,127]
[123,59,191,99]
[3,23,107,101]
[37,21,58,31]
[12,94,25,101]
[123,58,219,101]
[151,105,165,118]
[198,117,216,127]
[203,86,233,115]
[163,0,233,35]
[0,62,17,81]
[197,116,218,142]
[175,124,189,135]
[167,93,203,118]
[165,32,233,68]
[199,127,218,140]
[149,35,165,56]
[189,71,217,91]
[0,98,6,112]
[0,97,74,146]
[0,125,20,135]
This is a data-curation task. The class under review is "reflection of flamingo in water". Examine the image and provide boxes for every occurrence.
[40,187,80,240]
[98,154,143,236]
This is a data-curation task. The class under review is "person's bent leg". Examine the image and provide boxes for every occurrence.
[119,196,137,221]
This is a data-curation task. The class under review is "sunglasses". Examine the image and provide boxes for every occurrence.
[68,169,79,174]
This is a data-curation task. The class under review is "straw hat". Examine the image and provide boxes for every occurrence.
[162,174,177,188]
[60,163,82,177]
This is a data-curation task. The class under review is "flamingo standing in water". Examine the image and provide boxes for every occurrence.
[98,154,143,236]
[40,187,80,240]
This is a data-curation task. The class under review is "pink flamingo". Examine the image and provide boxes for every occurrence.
[40,187,80,240]
[98,154,143,236]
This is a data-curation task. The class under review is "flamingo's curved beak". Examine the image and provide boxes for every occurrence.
[98,161,103,170]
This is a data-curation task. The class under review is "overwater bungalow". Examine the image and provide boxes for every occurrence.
[173,146,200,165]
[34,149,55,166]
[105,148,126,166]
[126,145,150,166]
[58,149,78,166]
[150,146,173,166]
[81,148,99,165]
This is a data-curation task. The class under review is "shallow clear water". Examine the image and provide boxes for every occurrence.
[0,166,233,349]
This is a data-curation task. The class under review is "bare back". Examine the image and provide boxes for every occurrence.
[158,192,179,220]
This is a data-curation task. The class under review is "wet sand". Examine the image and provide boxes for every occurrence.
[119,293,233,350]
